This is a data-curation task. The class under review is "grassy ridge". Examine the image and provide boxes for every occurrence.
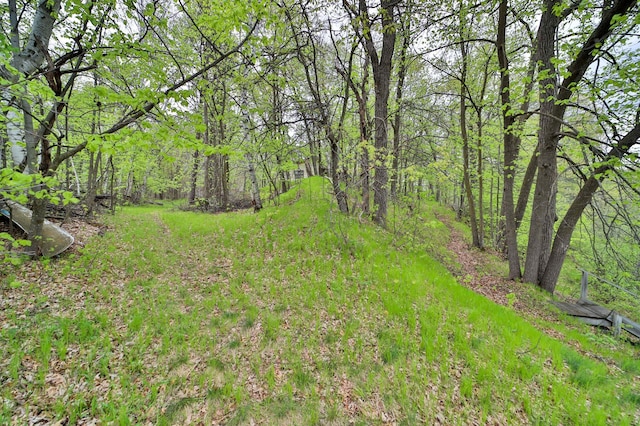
[1,176,639,424]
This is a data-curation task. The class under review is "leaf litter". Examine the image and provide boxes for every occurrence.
[1,206,638,424]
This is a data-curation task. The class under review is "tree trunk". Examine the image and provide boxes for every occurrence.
[540,123,640,292]
[86,73,102,215]
[460,42,480,248]
[86,151,102,216]
[3,93,25,168]
[514,147,538,230]
[523,0,635,285]
[3,0,61,168]
[203,97,212,199]
[523,1,562,283]
[540,176,599,292]
[522,60,560,283]
[361,146,370,214]
[21,99,37,174]
[28,99,66,251]
[476,114,484,249]
[28,195,48,255]
[246,154,262,211]
[220,152,229,208]
[329,130,349,214]
[496,0,521,279]
[188,150,200,204]
[473,55,492,250]
[336,49,371,214]
[212,106,230,209]
[288,4,347,212]
[108,156,115,212]
[5,0,63,250]
[303,113,319,176]
[8,0,61,75]
[390,14,411,200]
[359,60,371,214]
[358,0,397,227]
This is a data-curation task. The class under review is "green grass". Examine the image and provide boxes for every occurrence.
[0,177,638,424]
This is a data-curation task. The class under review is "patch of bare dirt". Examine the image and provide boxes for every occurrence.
[439,216,561,325]
[439,217,640,362]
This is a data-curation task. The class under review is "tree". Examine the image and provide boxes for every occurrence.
[2,0,61,171]
[2,0,109,250]
[523,0,638,290]
[1,0,261,251]
[344,0,398,226]
[459,38,481,248]
[286,0,350,213]
[496,0,524,278]
[541,123,640,290]
[334,39,372,213]
[390,2,412,200]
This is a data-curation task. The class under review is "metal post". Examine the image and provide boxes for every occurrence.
[612,312,622,337]
[579,270,588,303]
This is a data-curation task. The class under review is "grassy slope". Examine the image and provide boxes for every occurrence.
[1,176,639,425]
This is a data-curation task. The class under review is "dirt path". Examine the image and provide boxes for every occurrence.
[439,217,561,325]
[445,226,513,306]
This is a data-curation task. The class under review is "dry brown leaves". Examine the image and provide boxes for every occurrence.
[337,373,359,416]
[438,217,634,375]
[59,219,107,252]
[441,218,562,325]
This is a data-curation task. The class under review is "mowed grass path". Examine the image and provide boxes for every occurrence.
[1,177,639,425]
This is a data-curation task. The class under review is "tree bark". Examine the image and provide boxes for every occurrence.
[514,147,538,230]
[208,89,230,209]
[328,130,349,213]
[524,0,637,285]
[303,114,319,176]
[203,98,212,199]
[3,0,61,168]
[471,53,491,250]
[355,0,397,227]
[358,58,372,214]
[390,13,411,199]
[86,151,102,215]
[460,41,480,248]
[27,97,65,251]
[240,79,262,211]
[188,150,200,204]
[8,0,61,75]
[246,153,262,211]
[496,0,521,279]
[523,0,561,283]
[336,50,371,214]
[540,123,640,292]
[288,4,348,213]
[476,108,484,249]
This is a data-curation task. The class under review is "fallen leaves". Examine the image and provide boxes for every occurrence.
[440,216,570,326]
[3,205,636,425]
[337,373,359,416]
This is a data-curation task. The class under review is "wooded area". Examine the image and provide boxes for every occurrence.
[2,0,640,296]
[3,2,640,422]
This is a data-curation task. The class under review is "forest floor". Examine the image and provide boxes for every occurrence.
[1,179,639,424]
[437,217,639,358]
[439,217,539,309]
